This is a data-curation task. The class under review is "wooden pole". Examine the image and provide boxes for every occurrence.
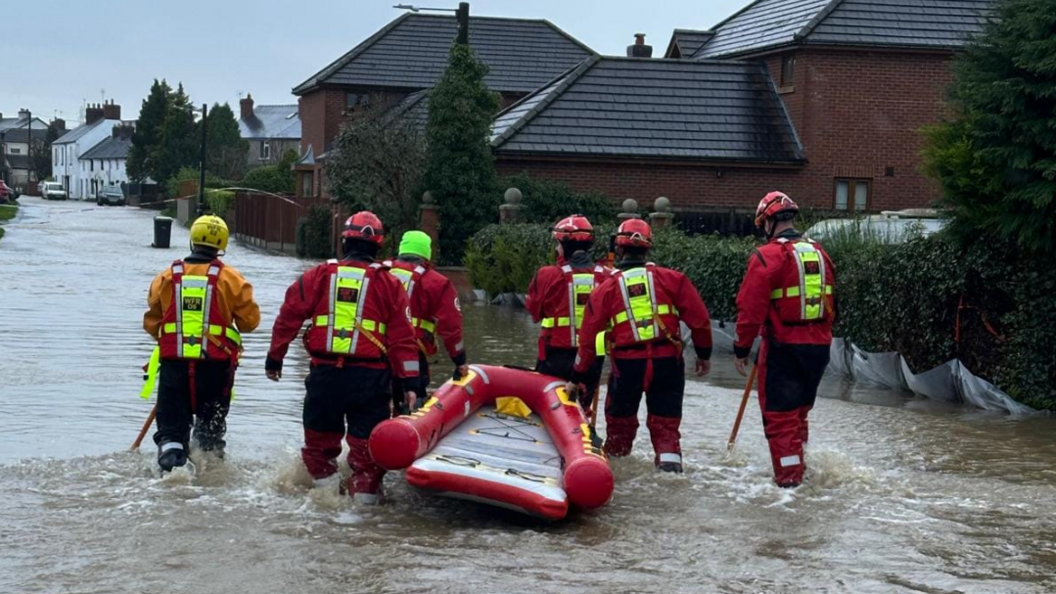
[726,365,758,451]
[131,403,158,450]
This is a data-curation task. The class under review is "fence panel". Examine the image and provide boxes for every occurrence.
[233,191,330,254]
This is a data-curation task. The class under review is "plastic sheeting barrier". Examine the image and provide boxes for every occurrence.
[705,323,1032,415]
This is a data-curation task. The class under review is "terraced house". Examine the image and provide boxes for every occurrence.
[295,0,992,215]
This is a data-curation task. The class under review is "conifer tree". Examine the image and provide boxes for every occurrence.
[922,0,1056,251]
[422,43,501,263]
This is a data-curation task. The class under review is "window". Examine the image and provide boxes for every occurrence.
[301,171,314,197]
[260,141,271,160]
[781,55,796,87]
[835,179,870,211]
[10,147,20,154]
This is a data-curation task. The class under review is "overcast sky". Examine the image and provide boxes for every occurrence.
[2,0,745,126]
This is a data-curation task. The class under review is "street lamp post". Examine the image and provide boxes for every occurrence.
[197,103,208,216]
[393,2,469,43]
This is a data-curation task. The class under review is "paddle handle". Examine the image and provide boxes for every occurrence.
[726,365,758,451]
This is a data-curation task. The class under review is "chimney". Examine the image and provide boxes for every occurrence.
[626,33,653,58]
[51,118,66,132]
[240,93,255,121]
[85,103,105,125]
[112,124,134,140]
[102,100,121,120]
[18,108,31,121]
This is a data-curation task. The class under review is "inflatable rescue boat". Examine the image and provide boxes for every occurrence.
[369,364,614,520]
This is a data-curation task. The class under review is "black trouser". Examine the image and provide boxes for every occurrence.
[605,357,685,418]
[153,359,235,453]
[302,364,392,480]
[392,352,429,414]
[537,346,605,411]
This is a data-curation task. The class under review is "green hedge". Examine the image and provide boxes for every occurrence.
[465,223,1056,410]
[296,204,334,259]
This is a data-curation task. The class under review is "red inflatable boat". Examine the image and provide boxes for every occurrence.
[369,364,614,520]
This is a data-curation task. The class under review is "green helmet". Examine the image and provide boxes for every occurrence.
[399,230,432,260]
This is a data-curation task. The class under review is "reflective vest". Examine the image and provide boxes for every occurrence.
[307,260,388,357]
[596,265,679,355]
[159,260,241,360]
[770,239,834,324]
[385,260,436,334]
[540,264,606,348]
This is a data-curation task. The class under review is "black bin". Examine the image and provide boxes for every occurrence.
[153,216,174,248]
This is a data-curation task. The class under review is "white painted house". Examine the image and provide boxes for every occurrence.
[52,101,124,200]
[80,125,134,194]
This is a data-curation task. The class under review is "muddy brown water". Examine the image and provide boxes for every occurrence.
[2,197,1055,594]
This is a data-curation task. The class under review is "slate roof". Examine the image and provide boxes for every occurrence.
[293,14,594,95]
[0,116,48,132]
[664,29,715,59]
[4,154,30,170]
[239,104,301,140]
[80,136,132,160]
[0,127,50,143]
[694,0,994,58]
[53,119,106,145]
[384,90,430,135]
[491,56,804,164]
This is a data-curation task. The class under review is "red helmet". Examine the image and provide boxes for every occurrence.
[615,218,652,248]
[342,211,385,245]
[553,215,594,242]
[754,191,799,228]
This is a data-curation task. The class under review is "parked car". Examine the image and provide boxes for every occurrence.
[0,181,11,204]
[96,184,125,206]
[42,182,68,200]
[804,209,948,244]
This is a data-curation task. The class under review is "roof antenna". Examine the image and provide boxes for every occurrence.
[394,4,420,12]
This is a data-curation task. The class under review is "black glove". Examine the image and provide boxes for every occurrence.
[265,356,283,372]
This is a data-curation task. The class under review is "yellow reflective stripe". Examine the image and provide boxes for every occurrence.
[611,305,678,326]
[140,346,161,399]
[541,317,572,328]
[771,287,802,299]
[412,318,436,333]
[208,325,242,345]
[595,331,607,356]
[163,323,241,345]
[826,285,833,295]
[314,316,386,334]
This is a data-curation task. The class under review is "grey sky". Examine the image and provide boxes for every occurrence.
[2,1,745,126]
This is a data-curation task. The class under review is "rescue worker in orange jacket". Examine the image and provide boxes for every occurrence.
[143,215,261,472]
[384,230,468,411]
[569,219,713,472]
[265,212,420,503]
[734,192,835,488]
[525,215,610,413]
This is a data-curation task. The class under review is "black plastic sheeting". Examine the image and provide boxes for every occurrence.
[704,322,1033,415]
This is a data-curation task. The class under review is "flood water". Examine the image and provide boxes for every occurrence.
[2,197,1055,594]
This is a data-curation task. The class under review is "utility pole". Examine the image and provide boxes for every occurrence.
[0,130,6,185]
[27,110,33,188]
[197,103,208,216]
[456,2,469,44]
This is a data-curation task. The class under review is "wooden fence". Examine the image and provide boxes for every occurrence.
[233,191,331,255]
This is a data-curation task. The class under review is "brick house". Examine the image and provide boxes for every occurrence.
[495,0,993,214]
[291,12,593,198]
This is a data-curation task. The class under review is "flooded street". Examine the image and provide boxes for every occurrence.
[2,197,1056,594]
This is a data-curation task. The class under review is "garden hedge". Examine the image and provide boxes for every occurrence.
[465,223,1056,410]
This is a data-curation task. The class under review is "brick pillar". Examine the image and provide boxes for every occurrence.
[419,191,441,261]
[499,187,523,224]
[649,196,674,228]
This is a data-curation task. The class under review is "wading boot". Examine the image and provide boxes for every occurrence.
[158,442,188,472]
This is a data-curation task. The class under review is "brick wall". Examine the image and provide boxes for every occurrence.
[496,158,803,211]
[497,48,956,214]
[764,48,956,211]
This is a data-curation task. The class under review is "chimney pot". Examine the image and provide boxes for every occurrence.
[102,101,121,120]
[627,33,653,58]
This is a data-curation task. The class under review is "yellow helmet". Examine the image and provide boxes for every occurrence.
[189,215,229,252]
